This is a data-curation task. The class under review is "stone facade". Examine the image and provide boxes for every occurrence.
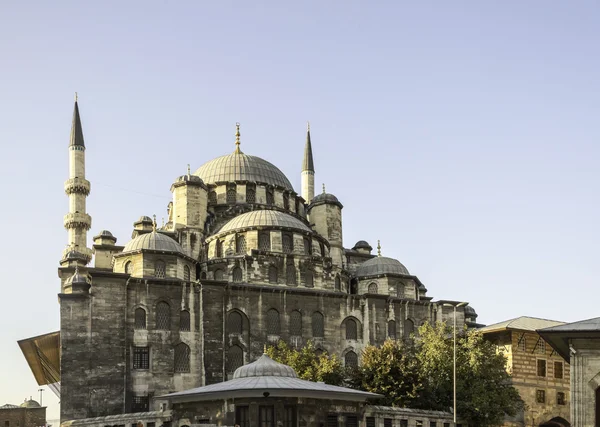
[0,401,46,427]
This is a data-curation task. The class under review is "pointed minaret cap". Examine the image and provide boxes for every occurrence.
[302,121,315,172]
[70,93,85,147]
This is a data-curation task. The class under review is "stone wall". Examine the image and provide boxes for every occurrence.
[0,407,46,427]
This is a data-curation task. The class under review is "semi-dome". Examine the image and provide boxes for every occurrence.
[20,399,41,408]
[233,354,297,379]
[217,210,312,235]
[195,152,294,191]
[356,256,410,277]
[122,231,183,254]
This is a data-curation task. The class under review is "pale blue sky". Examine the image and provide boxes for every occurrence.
[1,1,599,421]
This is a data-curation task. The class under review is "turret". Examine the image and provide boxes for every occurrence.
[62,94,92,263]
[307,184,344,268]
[170,166,208,230]
[301,122,315,203]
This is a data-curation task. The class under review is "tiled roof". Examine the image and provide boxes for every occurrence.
[538,317,600,333]
[478,316,564,333]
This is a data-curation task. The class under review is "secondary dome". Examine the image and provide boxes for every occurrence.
[233,354,298,379]
[122,231,183,254]
[356,256,410,277]
[195,152,294,191]
[20,399,41,408]
[218,210,312,235]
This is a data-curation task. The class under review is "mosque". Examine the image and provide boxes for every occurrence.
[20,99,479,424]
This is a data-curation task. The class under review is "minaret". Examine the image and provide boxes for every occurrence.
[63,94,92,262]
[301,122,315,203]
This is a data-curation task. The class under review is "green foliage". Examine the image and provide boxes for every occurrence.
[266,340,346,386]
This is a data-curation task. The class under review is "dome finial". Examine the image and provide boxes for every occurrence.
[152,214,157,231]
[234,122,242,154]
[377,240,381,257]
[74,92,78,102]
[322,183,326,194]
[187,164,190,175]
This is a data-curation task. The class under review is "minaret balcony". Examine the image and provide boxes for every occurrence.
[64,178,91,196]
[63,212,92,230]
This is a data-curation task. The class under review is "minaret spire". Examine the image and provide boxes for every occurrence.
[63,95,92,263]
[234,122,242,154]
[301,121,315,203]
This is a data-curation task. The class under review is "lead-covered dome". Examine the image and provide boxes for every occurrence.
[217,210,312,235]
[233,354,297,379]
[122,231,183,254]
[194,152,294,191]
[20,399,41,408]
[356,256,410,277]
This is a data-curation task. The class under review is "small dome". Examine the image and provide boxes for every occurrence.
[311,192,339,204]
[20,399,41,408]
[122,231,184,254]
[135,216,153,224]
[64,250,87,261]
[98,230,113,237]
[418,283,427,292]
[217,210,312,235]
[195,152,294,191]
[465,306,477,318]
[233,354,298,379]
[356,256,410,277]
[175,174,205,185]
[353,240,372,250]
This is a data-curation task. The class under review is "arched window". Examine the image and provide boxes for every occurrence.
[312,312,324,338]
[304,270,314,288]
[134,308,146,329]
[282,234,293,254]
[345,351,358,368]
[214,269,223,280]
[266,188,274,205]
[283,193,289,210]
[226,186,237,204]
[228,311,243,335]
[215,240,223,258]
[208,191,217,205]
[349,279,358,295]
[246,187,256,204]
[368,282,378,294]
[233,267,243,283]
[396,282,405,298]
[403,319,414,339]
[196,265,201,280]
[346,318,358,340]
[183,265,190,282]
[267,309,280,335]
[236,235,246,254]
[125,261,133,275]
[259,232,271,251]
[174,343,190,373]
[286,264,296,285]
[155,260,166,279]
[268,265,278,284]
[227,345,244,373]
[388,320,396,339]
[290,310,302,336]
[180,310,190,332]
[156,302,171,330]
[335,275,341,291]
[303,238,311,255]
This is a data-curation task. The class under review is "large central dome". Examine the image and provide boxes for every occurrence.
[195,152,294,191]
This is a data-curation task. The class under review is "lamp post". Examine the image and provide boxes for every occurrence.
[38,388,44,406]
[442,302,468,426]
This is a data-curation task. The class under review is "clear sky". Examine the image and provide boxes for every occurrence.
[1,1,599,422]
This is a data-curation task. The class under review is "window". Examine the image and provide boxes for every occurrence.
[517,334,526,351]
[535,339,546,354]
[228,311,243,335]
[286,263,296,285]
[312,312,324,338]
[345,415,357,427]
[304,270,314,288]
[267,309,280,335]
[259,232,271,251]
[444,424,450,427]
[246,187,256,204]
[183,265,190,281]
[554,361,563,379]
[125,261,133,274]
[430,422,437,427]
[233,267,243,283]
[227,186,236,204]
[366,418,375,427]
[208,191,217,204]
[156,302,171,330]
[283,193,290,210]
[346,319,358,340]
[259,406,274,427]
[368,282,378,294]
[215,240,223,257]
[214,269,223,280]
[283,406,296,427]
[236,235,246,254]
[400,421,408,427]
[388,320,396,339]
[537,359,547,377]
[327,415,338,427]
[404,319,414,339]
[282,234,293,253]
[228,345,244,372]
[266,188,274,205]
[180,310,190,332]
[345,351,358,367]
[133,347,149,369]
[290,310,302,336]
[155,260,166,278]
[174,343,190,372]
[236,406,249,427]
[349,279,358,295]
[134,308,146,329]
[384,419,392,427]
[132,395,149,412]
[303,237,311,255]
[335,275,341,291]
[268,265,278,283]
[557,391,566,405]
[536,389,546,403]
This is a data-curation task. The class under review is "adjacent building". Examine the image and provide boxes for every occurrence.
[0,399,46,427]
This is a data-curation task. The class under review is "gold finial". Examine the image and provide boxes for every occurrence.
[377,240,381,257]
[234,122,241,153]
[74,92,78,102]
[187,164,190,175]
[264,343,268,354]
[152,214,157,231]
[307,121,310,132]
[322,183,326,194]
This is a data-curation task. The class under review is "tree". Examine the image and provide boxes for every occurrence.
[266,340,346,386]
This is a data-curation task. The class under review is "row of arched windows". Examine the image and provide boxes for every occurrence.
[134,304,191,332]
[213,233,324,258]
[124,260,192,282]
[207,186,299,210]
[210,264,315,287]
